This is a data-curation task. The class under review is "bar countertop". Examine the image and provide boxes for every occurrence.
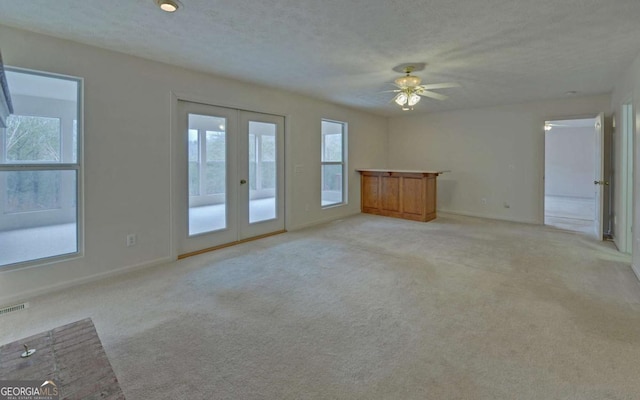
[356,168,450,175]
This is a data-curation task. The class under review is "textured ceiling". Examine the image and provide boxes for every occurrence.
[0,0,639,116]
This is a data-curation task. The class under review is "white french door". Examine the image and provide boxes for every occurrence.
[175,101,284,256]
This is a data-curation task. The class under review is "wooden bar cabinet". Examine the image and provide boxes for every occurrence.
[356,169,445,222]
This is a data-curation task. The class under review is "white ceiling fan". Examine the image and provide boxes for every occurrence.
[386,65,460,111]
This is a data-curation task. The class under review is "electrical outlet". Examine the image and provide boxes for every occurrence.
[126,234,137,247]
[481,198,487,205]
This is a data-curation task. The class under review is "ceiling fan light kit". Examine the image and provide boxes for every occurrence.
[389,64,459,111]
[395,74,422,88]
[394,92,408,106]
[394,90,421,110]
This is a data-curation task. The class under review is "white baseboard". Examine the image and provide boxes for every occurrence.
[287,210,361,231]
[438,209,539,225]
[612,236,623,252]
[291,209,539,230]
[632,264,640,282]
[0,256,174,307]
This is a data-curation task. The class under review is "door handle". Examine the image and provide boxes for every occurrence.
[593,180,609,186]
[240,179,247,185]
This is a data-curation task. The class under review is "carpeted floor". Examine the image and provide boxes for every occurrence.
[1,213,640,399]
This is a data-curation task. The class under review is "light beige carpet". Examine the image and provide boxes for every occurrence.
[1,213,639,399]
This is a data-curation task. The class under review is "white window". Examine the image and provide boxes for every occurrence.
[321,119,346,207]
[0,68,82,268]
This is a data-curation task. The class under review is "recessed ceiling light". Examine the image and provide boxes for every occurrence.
[565,91,578,96]
[156,0,181,12]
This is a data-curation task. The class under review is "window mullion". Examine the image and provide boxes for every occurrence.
[0,163,79,171]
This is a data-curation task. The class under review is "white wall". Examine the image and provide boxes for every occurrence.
[0,25,388,304]
[611,51,640,278]
[544,126,595,199]
[387,95,610,224]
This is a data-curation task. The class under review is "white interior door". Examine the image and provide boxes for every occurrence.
[594,112,605,240]
[175,101,285,256]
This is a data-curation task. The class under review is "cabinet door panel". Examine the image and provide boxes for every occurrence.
[381,176,400,212]
[402,177,424,215]
[424,176,436,217]
[362,175,379,209]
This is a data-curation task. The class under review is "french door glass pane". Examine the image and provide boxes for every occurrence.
[249,134,256,190]
[188,114,227,236]
[261,135,276,190]
[188,129,199,196]
[322,164,343,206]
[248,121,276,223]
[205,131,225,195]
[0,170,77,267]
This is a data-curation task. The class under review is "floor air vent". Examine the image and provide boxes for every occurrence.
[0,302,29,316]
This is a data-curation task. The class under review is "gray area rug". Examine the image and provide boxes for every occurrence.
[1,213,639,399]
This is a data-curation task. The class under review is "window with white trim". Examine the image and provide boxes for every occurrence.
[321,119,346,207]
[0,68,82,268]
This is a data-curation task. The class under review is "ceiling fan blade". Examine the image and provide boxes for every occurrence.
[380,89,401,93]
[419,90,448,101]
[420,82,461,90]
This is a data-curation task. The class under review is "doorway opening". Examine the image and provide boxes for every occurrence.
[544,117,600,236]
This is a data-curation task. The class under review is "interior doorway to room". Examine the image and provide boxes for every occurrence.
[544,116,603,237]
